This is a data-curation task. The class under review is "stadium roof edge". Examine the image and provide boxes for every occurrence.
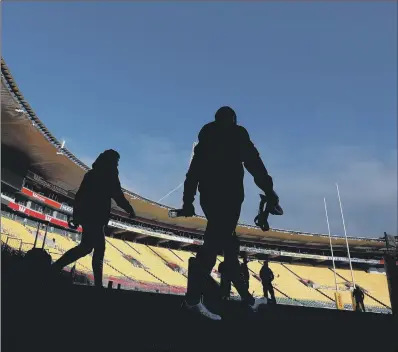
[0,57,385,245]
[1,58,154,204]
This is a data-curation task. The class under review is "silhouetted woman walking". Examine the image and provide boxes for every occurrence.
[52,150,135,287]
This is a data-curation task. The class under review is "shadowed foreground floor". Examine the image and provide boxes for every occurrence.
[2,277,397,352]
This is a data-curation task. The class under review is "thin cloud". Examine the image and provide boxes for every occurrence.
[243,144,397,237]
[72,134,397,238]
[79,155,95,168]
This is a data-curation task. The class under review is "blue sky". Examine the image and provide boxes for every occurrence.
[2,2,397,238]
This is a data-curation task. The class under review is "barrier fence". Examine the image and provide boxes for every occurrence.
[1,232,392,314]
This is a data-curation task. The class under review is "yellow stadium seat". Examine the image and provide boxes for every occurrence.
[105,238,164,284]
[1,217,36,251]
[121,242,187,287]
[336,268,391,308]
[248,261,328,302]
[1,217,391,309]
[284,264,352,306]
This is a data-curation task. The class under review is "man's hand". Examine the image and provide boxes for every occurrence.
[266,190,283,216]
[266,190,279,207]
[181,203,195,217]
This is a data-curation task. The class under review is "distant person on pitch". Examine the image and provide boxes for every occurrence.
[180,106,279,320]
[52,150,135,287]
[353,285,366,312]
[260,261,276,303]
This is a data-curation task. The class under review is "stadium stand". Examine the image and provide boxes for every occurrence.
[336,268,391,307]
[105,238,165,284]
[287,264,350,301]
[122,242,187,287]
[1,215,393,313]
[1,216,41,251]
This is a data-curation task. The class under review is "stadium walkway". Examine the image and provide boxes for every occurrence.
[3,281,396,352]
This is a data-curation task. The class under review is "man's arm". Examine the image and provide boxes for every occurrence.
[239,127,274,197]
[112,176,136,216]
[182,143,202,208]
[259,266,265,279]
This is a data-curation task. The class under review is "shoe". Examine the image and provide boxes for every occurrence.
[249,297,267,312]
[182,300,222,321]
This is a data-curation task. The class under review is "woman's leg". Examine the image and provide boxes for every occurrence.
[52,228,94,271]
[92,225,106,287]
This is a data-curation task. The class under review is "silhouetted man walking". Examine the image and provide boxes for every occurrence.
[52,150,135,288]
[181,106,279,320]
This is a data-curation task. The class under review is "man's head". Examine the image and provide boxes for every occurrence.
[215,106,237,126]
[92,149,120,171]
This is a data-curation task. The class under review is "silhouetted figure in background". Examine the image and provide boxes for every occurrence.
[241,252,250,292]
[218,260,231,300]
[218,235,241,300]
[181,106,278,320]
[52,150,135,287]
[70,264,76,281]
[353,285,366,312]
[24,247,53,288]
[260,261,276,303]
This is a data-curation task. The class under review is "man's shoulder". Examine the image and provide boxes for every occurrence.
[198,122,218,142]
[84,169,94,178]
[200,121,217,132]
[236,125,250,137]
[199,122,248,134]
